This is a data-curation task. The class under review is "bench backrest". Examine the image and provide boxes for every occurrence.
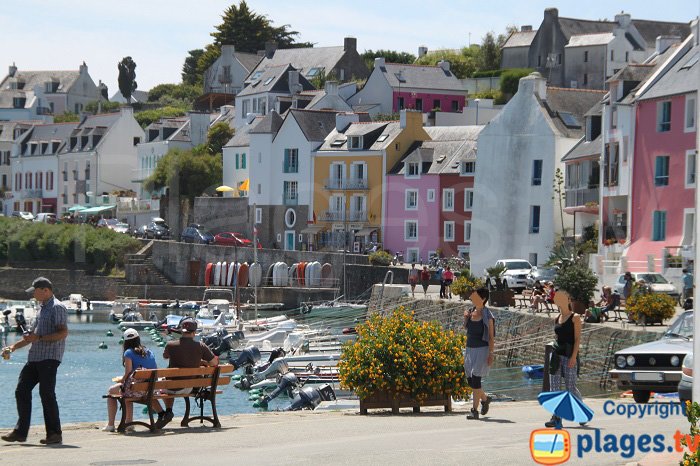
[130,365,234,392]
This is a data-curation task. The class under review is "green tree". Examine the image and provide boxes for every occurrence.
[500,68,534,96]
[362,49,416,69]
[144,147,223,201]
[134,106,188,128]
[117,56,138,104]
[182,49,204,85]
[479,32,500,71]
[54,112,80,123]
[414,47,480,79]
[196,1,312,78]
[552,167,566,236]
[147,83,201,107]
[84,100,121,114]
[206,122,234,155]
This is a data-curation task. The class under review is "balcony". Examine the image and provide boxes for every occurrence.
[323,178,369,190]
[23,189,42,198]
[320,210,367,222]
[564,187,599,211]
[283,195,298,206]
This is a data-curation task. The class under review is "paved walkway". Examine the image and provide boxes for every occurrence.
[0,399,686,465]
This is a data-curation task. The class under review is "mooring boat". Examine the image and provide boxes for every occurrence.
[62,294,92,314]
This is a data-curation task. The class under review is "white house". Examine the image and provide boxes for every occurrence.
[470,72,604,273]
[203,45,261,95]
[57,107,144,212]
[0,122,32,212]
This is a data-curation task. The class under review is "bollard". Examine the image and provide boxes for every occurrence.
[542,343,553,392]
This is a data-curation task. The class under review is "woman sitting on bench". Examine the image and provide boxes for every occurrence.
[529,281,547,312]
[103,329,166,432]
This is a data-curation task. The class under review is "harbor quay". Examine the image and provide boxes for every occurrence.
[0,399,686,465]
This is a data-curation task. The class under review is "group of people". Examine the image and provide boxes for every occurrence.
[407,264,454,299]
[528,280,556,312]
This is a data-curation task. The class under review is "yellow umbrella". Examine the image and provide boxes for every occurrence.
[216,185,235,192]
[239,179,250,191]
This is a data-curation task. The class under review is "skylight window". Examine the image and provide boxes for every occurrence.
[263,76,275,86]
[251,71,264,80]
[306,67,323,77]
[394,72,406,83]
[376,134,389,142]
[681,52,699,70]
[559,112,581,128]
[330,138,345,147]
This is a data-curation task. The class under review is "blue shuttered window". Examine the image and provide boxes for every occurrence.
[652,211,667,241]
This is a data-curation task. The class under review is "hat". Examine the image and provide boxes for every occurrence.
[179,317,197,333]
[25,277,53,293]
[123,329,139,341]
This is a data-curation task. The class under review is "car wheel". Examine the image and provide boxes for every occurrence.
[632,390,651,403]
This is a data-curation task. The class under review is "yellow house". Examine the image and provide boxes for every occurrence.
[310,110,429,250]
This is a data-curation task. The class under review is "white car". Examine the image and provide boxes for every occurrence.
[613,272,679,300]
[488,259,533,292]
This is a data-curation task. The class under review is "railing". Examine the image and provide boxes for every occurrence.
[283,195,298,206]
[564,187,599,208]
[320,210,368,222]
[323,178,369,190]
[116,198,160,213]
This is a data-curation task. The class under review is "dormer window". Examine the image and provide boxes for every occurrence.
[45,80,59,93]
[12,97,25,109]
[348,136,362,150]
[461,161,475,175]
[406,161,420,177]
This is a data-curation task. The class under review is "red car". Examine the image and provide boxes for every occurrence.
[213,232,253,247]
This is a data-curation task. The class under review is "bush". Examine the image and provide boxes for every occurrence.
[626,292,676,324]
[500,68,534,96]
[451,270,484,299]
[471,69,502,78]
[553,261,598,305]
[368,250,392,266]
[338,307,470,401]
[135,106,188,128]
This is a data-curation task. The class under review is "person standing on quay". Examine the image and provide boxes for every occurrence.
[408,263,420,298]
[545,290,583,428]
[464,288,495,420]
[420,266,431,297]
[443,266,455,299]
[1,277,68,445]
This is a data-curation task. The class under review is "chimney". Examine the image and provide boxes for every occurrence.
[325,80,339,95]
[98,80,109,100]
[374,57,386,68]
[418,46,428,58]
[335,112,360,132]
[615,12,631,28]
[438,60,451,72]
[79,61,88,75]
[221,44,235,57]
[8,62,17,77]
[521,25,532,32]
[656,35,681,54]
[265,41,277,59]
[188,112,210,146]
[119,106,134,117]
[400,109,423,129]
[344,37,357,52]
[288,70,302,94]
[518,72,547,100]
[544,8,558,20]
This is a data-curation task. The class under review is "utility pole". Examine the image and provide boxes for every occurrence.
[692,14,700,405]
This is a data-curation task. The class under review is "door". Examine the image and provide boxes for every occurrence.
[331,163,344,189]
[285,230,295,251]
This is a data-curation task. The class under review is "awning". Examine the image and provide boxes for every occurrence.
[68,204,87,212]
[355,227,377,236]
[79,205,116,214]
[300,224,326,234]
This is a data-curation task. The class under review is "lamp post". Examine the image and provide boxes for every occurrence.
[474,98,480,125]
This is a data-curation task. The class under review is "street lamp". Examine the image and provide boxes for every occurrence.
[474,98,480,125]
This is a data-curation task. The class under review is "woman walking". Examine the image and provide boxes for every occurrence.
[464,288,495,420]
[104,329,166,432]
[545,290,583,428]
[420,266,431,297]
[443,266,455,299]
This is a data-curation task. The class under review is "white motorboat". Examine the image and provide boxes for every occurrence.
[62,294,92,314]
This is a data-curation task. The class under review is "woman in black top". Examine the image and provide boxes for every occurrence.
[545,290,583,428]
[463,288,495,420]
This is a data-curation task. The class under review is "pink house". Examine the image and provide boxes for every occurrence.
[383,126,481,263]
[627,36,698,265]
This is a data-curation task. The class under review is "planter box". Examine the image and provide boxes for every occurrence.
[360,390,452,414]
[489,290,515,307]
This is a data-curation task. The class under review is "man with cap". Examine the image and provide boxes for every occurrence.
[155,317,218,429]
[1,277,68,445]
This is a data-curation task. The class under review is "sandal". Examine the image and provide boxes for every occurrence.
[480,395,493,416]
[466,408,480,420]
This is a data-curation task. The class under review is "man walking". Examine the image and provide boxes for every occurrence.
[682,268,694,303]
[408,263,420,298]
[155,317,218,429]
[1,277,68,445]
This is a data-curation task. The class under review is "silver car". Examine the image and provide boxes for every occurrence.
[613,272,679,300]
[609,310,692,403]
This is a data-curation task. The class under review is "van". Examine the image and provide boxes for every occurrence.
[34,213,56,224]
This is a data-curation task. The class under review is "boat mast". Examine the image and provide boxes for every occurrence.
[253,202,258,322]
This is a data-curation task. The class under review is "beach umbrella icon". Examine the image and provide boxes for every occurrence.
[537,391,594,424]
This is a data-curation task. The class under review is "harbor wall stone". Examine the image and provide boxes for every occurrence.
[0,267,123,300]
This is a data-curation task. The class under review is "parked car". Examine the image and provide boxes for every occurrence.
[144,218,171,240]
[11,211,34,221]
[214,232,252,247]
[679,352,693,406]
[33,213,56,224]
[180,226,214,244]
[487,259,533,292]
[613,272,679,301]
[133,225,148,238]
[526,266,557,287]
[609,310,692,403]
[97,218,119,230]
[113,222,130,234]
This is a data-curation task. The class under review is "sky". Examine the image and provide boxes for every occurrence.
[0,0,698,97]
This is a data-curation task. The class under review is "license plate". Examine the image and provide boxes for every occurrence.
[633,372,663,382]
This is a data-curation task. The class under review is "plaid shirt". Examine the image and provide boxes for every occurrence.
[27,296,67,363]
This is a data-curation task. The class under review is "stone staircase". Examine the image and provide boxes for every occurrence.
[125,241,175,286]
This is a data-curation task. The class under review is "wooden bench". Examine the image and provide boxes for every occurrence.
[515,289,533,309]
[105,365,234,432]
[609,299,629,322]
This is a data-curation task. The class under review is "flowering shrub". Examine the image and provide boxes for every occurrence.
[626,292,676,324]
[368,250,392,266]
[680,401,700,465]
[338,307,470,401]
[451,271,485,299]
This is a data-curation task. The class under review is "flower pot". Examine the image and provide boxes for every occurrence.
[359,390,452,415]
[489,290,515,307]
[571,300,587,315]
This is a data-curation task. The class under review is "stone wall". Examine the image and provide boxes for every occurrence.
[192,197,250,234]
[0,267,123,300]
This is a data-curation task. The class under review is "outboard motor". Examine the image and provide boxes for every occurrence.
[286,384,336,411]
[684,297,694,311]
[251,358,289,384]
[230,346,261,370]
[202,328,240,356]
[268,347,286,363]
[14,310,27,333]
[263,373,299,403]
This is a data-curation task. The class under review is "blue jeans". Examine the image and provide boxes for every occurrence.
[14,359,61,437]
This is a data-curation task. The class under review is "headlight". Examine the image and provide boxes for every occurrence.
[616,356,626,368]
[671,355,680,367]
[626,355,636,367]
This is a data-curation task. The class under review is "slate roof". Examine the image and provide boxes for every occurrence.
[59,113,120,153]
[305,90,352,111]
[607,64,656,83]
[235,52,262,73]
[566,33,614,47]
[249,111,283,134]
[248,46,347,80]
[502,30,538,48]
[237,64,315,97]
[557,16,690,48]
[558,17,617,40]
[110,89,149,104]
[639,38,700,101]
[561,134,602,162]
[225,116,262,148]
[0,70,80,95]
[287,109,338,142]
[540,87,606,138]
[618,43,682,104]
[380,63,464,92]
[18,122,78,155]
[344,122,388,137]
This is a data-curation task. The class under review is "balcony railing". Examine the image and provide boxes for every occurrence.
[564,187,599,208]
[320,210,367,222]
[323,178,369,190]
[23,189,42,198]
[116,198,160,213]
[283,195,298,206]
